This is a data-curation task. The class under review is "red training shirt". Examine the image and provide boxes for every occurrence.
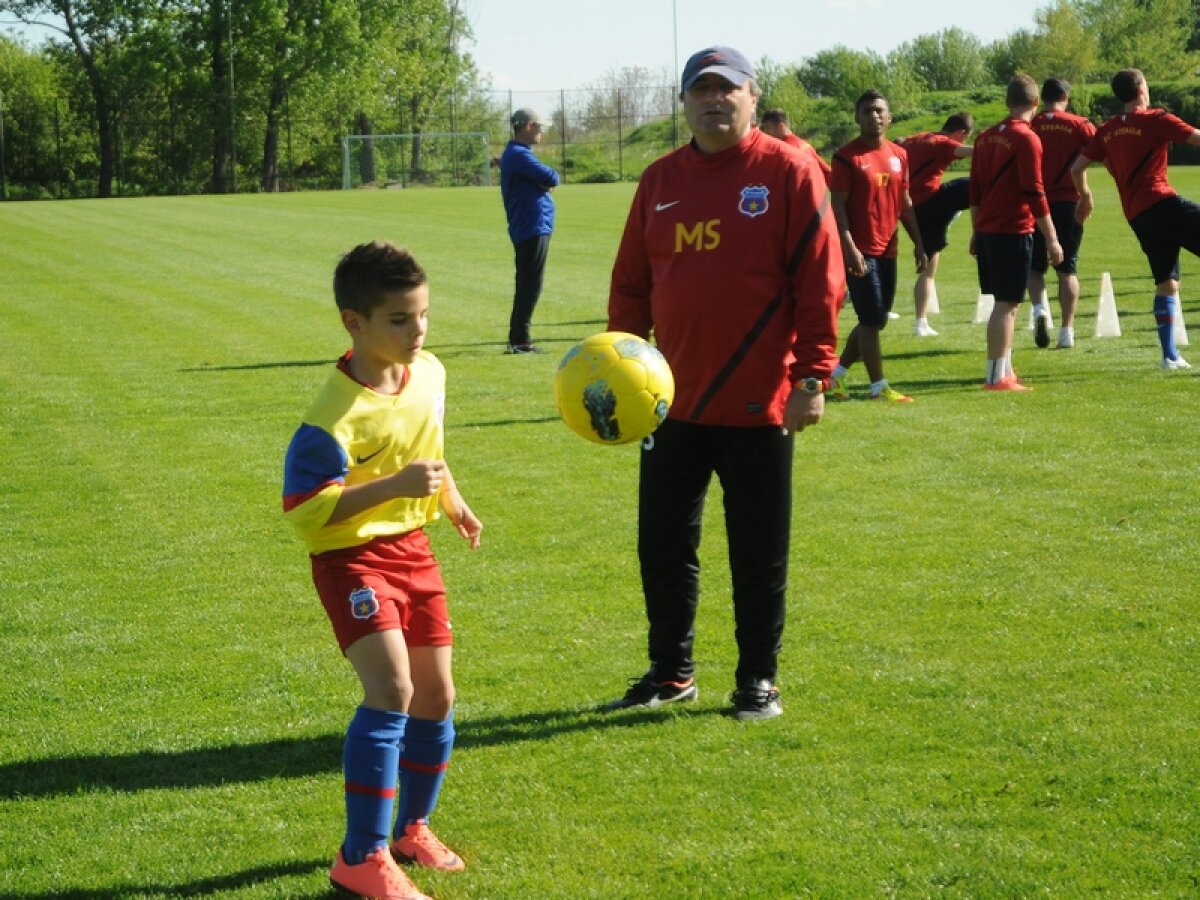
[1031,110,1096,203]
[969,117,1049,234]
[1083,108,1197,221]
[897,131,964,206]
[608,128,842,427]
[779,131,832,185]
[830,137,910,257]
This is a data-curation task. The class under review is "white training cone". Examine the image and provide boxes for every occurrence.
[1174,296,1189,347]
[1095,272,1121,338]
[927,281,941,315]
[973,293,995,325]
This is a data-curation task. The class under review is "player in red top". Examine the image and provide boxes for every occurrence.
[1071,68,1200,370]
[1028,78,1096,350]
[969,75,1062,391]
[606,46,842,721]
[828,90,927,402]
[897,112,974,336]
[760,107,832,185]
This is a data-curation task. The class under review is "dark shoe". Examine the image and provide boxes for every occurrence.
[731,679,782,721]
[603,671,698,710]
[1034,313,1051,349]
[505,342,543,355]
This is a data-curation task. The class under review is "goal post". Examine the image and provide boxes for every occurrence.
[341,132,492,189]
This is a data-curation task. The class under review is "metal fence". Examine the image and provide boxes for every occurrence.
[0,86,683,200]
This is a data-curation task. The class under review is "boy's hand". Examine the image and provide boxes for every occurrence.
[393,460,446,497]
[454,506,483,550]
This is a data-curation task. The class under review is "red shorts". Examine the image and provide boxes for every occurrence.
[311,529,452,653]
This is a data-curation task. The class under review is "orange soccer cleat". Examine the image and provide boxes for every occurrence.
[392,819,466,872]
[330,846,430,899]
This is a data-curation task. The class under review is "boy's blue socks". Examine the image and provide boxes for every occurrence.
[394,711,456,831]
[342,706,407,864]
[1154,295,1179,360]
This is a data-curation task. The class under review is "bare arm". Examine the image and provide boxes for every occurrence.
[899,192,928,274]
[327,460,447,524]
[438,466,482,549]
[1035,214,1063,267]
[1070,155,1095,223]
[831,190,865,277]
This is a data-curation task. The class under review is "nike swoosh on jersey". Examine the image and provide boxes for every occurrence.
[655,200,681,211]
[355,445,388,465]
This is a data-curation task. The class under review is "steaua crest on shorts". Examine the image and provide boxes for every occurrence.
[349,586,380,620]
[738,185,770,218]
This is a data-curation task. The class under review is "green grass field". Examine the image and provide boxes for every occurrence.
[2,169,1198,898]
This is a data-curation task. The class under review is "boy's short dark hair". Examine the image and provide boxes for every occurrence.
[855,90,887,115]
[942,112,974,134]
[760,107,790,128]
[1006,75,1039,109]
[1041,77,1070,103]
[1111,68,1145,104]
[333,241,427,315]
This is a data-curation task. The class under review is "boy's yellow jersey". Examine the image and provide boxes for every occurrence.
[283,350,445,554]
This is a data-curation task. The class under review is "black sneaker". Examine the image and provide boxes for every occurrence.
[730,679,782,721]
[602,672,698,710]
[1034,313,1051,349]
[505,342,543,355]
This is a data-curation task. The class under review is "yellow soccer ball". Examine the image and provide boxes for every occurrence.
[554,332,674,445]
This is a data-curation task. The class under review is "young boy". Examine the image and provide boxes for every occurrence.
[283,240,482,899]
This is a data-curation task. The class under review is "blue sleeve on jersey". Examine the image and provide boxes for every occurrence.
[283,423,348,499]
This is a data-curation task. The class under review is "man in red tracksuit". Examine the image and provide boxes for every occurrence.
[1071,67,1200,370]
[827,90,927,402]
[1028,78,1096,350]
[969,75,1062,391]
[897,113,974,336]
[605,46,842,721]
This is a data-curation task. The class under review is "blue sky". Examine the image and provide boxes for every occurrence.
[465,0,1048,91]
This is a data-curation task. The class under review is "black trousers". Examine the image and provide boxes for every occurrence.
[508,233,551,345]
[637,418,794,686]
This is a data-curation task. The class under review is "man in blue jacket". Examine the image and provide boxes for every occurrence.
[500,108,560,354]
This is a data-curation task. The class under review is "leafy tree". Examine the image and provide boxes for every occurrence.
[796,44,921,115]
[893,27,989,91]
[0,34,63,196]
[755,56,812,127]
[796,46,887,104]
[1079,0,1199,78]
[0,0,154,197]
[1027,0,1097,86]
[364,0,475,179]
[983,2,1098,87]
[226,0,358,192]
[576,64,673,135]
[985,29,1038,83]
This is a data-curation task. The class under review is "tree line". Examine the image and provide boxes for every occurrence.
[2,0,1200,200]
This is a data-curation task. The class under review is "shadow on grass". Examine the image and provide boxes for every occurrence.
[540,318,607,328]
[0,706,721,800]
[887,347,969,363]
[458,414,560,428]
[0,857,328,899]
[179,359,332,372]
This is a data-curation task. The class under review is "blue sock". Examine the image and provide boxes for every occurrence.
[1154,295,1179,359]
[393,711,455,834]
[342,706,407,864]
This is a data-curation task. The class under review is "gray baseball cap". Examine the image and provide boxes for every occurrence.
[511,108,550,129]
[680,46,755,92]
